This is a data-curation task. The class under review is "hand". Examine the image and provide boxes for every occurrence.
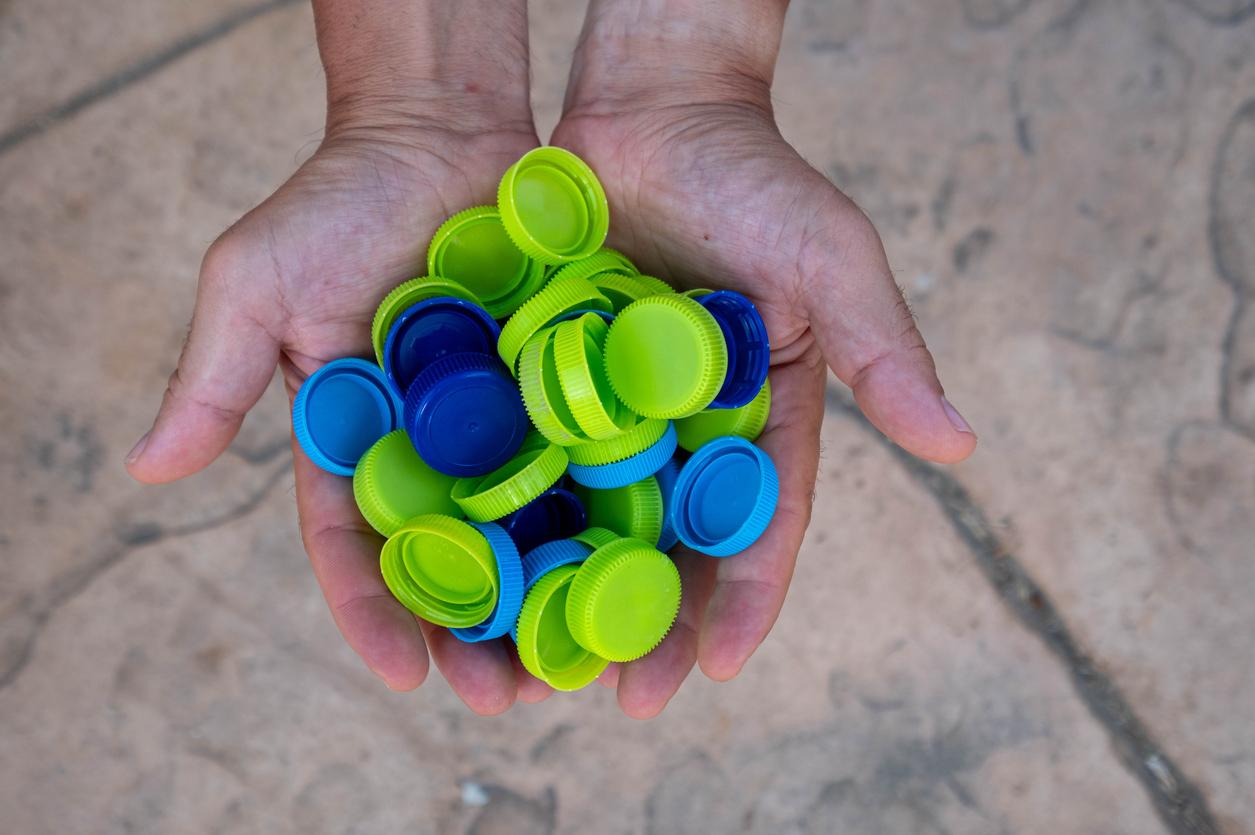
[548,0,977,717]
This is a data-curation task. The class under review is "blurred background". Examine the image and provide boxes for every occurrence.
[2,0,1253,832]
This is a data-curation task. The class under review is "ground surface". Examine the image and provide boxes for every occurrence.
[1,1,1253,833]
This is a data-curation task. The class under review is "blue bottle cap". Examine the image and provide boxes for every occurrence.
[402,352,529,477]
[695,291,770,409]
[501,487,587,555]
[653,456,682,552]
[566,422,678,490]
[450,522,525,643]
[382,296,500,397]
[511,538,594,642]
[670,436,778,557]
[293,358,403,476]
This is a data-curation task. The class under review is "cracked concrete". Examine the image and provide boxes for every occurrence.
[1,0,1253,832]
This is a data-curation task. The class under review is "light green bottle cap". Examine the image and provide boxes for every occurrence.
[518,326,588,445]
[630,274,675,295]
[597,247,639,274]
[549,250,632,283]
[515,565,609,690]
[553,313,634,440]
[674,379,772,453]
[573,476,663,545]
[566,417,667,466]
[353,430,461,536]
[451,440,568,522]
[497,274,612,374]
[603,295,728,419]
[682,288,713,298]
[380,514,498,628]
[571,526,620,550]
[370,276,481,365]
[566,538,681,662]
[497,147,610,265]
[590,273,666,313]
[426,206,546,319]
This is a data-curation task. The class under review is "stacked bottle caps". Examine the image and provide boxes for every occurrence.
[292,147,778,691]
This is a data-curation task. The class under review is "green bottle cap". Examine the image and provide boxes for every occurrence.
[566,538,682,662]
[515,565,609,690]
[566,417,668,466]
[370,276,481,366]
[553,313,634,441]
[597,247,639,274]
[497,147,610,265]
[674,379,772,453]
[451,440,568,522]
[353,430,461,536]
[426,206,547,319]
[571,526,620,550]
[630,274,675,295]
[682,288,713,298]
[497,274,612,374]
[518,326,588,445]
[573,476,664,545]
[603,295,728,419]
[589,273,671,313]
[549,250,635,284]
[380,514,498,628]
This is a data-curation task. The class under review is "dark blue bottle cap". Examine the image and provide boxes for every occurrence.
[383,296,500,397]
[450,522,525,643]
[653,456,682,552]
[292,358,403,476]
[671,436,778,557]
[501,487,587,555]
[695,290,770,409]
[402,352,529,477]
[566,422,677,489]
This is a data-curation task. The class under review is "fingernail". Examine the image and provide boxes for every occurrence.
[940,397,974,435]
[125,431,150,465]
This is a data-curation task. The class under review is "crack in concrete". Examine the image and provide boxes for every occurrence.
[0,0,303,157]
[825,387,1221,835]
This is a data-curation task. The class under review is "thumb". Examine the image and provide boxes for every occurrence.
[126,236,282,483]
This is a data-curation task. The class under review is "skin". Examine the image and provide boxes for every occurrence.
[126,0,976,718]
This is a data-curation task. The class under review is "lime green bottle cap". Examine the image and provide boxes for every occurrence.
[353,430,461,536]
[550,250,635,284]
[518,326,588,446]
[380,514,498,627]
[450,440,568,522]
[515,565,609,690]
[682,288,713,298]
[674,379,772,453]
[426,206,546,319]
[566,417,668,466]
[497,147,610,265]
[589,273,668,313]
[630,274,675,295]
[553,313,635,441]
[571,526,621,550]
[603,295,728,419]
[573,476,664,545]
[566,538,681,662]
[596,247,639,275]
[497,274,613,374]
[371,276,481,365]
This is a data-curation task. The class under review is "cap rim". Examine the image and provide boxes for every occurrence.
[497,274,613,374]
[575,476,664,545]
[553,314,633,441]
[497,147,610,265]
[293,359,402,477]
[380,514,499,627]
[517,327,588,445]
[450,522,525,642]
[567,422,677,490]
[515,565,607,688]
[566,417,668,466]
[675,378,772,453]
[371,276,481,365]
[565,538,681,662]
[671,437,779,557]
[450,442,569,522]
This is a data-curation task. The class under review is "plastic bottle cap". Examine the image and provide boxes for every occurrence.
[553,313,634,441]
[603,295,727,419]
[596,247,639,275]
[571,527,620,550]
[518,326,587,445]
[515,565,609,690]
[380,514,498,627]
[629,274,675,296]
[371,277,480,366]
[671,437,778,557]
[590,273,665,312]
[573,476,664,546]
[652,457,682,552]
[549,250,636,284]
[566,417,668,466]
[403,352,529,477]
[520,538,594,590]
[695,291,770,409]
[293,358,403,476]
[502,488,587,556]
[682,288,712,298]
[382,296,500,397]
[450,522,525,643]
[497,274,613,374]
[566,538,681,663]
[353,430,461,536]
[426,206,546,319]
[567,422,677,490]
[498,147,609,264]
[675,378,771,453]
[450,441,569,522]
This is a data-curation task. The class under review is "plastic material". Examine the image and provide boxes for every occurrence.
[653,457,681,552]
[566,417,668,466]
[451,522,525,642]
[518,326,587,445]
[379,514,498,627]
[402,352,529,477]
[549,250,635,284]
[498,147,610,264]
[695,290,770,409]
[502,488,587,555]
[520,538,593,590]
[514,565,609,691]
[571,527,620,550]
[293,358,403,476]
[371,276,479,365]
[675,379,771,453]
[382,296,499,397]
[567,422,677,490]
[565,538,681,662]
[553,313,633,440]
[497,274,612,374]
[573,476,664,545]
[671,437,778,557]
[353,430,461,536]
[426,206,546,318]
[450,441,569,522]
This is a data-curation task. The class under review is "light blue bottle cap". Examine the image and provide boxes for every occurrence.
[653,457,682,552]
[670,436,778,557]
[293,358,403,476]
[450,522,525,643]
[566,422,678,489]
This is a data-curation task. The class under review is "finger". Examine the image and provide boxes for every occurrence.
[509,651,555,704]
[418,624,519,716]
[698,353,825,681]
[801,187,976,464]
[292,436,430,691]
[127,236,283,483]
[597,664,621,689]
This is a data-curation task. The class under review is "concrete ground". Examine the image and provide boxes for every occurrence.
[1,0,1253,832]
